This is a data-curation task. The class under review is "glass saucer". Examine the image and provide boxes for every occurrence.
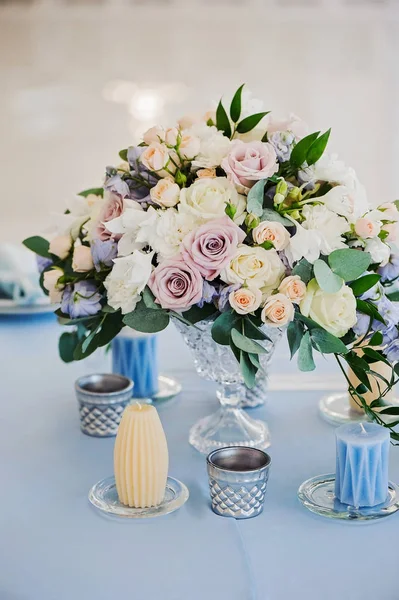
[135,375,182,407]
[298,473,399,521]
[319,393,399,426]
[89,476,189,518]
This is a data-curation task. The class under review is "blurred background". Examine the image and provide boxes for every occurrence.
[1,0,399,244]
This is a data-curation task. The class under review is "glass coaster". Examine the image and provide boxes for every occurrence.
[89,476,189,519]
[134,375,182,407]
[298,473,399,521]
[319,393,399,426]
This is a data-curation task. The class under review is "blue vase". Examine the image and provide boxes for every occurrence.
[112,331,159,399]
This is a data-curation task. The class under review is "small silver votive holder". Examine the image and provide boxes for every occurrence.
[207,446,271,519]
[75,373,133,437]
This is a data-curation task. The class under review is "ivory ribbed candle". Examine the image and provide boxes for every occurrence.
[114,403,169,508]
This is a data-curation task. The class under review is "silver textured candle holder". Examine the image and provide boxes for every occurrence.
[298,474,399,521]
[207,447,271,519]
[75,373,133,437]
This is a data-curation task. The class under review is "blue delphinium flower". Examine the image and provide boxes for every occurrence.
[386,338,399,363]
[375,296,399,331]
[91,239,117,272]
[197,281,218,308]
[378,254,399,283]
[269,131,295,162]
[61,281,102,319]
[36,255,53,273]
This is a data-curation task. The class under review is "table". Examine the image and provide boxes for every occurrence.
[1,314,399,600]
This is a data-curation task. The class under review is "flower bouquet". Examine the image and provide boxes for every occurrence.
[24,84,399,446]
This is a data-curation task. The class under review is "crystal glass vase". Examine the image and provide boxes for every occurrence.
[173,317,282,454]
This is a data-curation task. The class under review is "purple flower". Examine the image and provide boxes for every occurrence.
[353,311,370,338]
[197,281,219,308]
[378,254,399,283]
[61,281,102,319]
[91,239,117,272]
[36,255,52,274]
[386,338,399,363]
[382,325,398,346]
[269,131,295,162]
[375,296,399,331]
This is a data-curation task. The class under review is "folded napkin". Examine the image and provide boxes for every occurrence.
[0,243,49,306]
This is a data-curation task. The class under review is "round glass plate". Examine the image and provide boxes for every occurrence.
[298,473,399,521]
[0,300,54,316]
[136,375,182,407]
[319,393,399,426]
[89,476,189,518]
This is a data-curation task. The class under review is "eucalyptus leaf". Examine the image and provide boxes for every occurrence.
[236,112,269,134]
[59,331,79,363]
[230,84,245,123]
[292,259,313,284]
[211,311,239,345]
[183,303,218,325]
[248,353,261,369]
[349,273,380,297]
[216,100,231,138]
[229,339,241,364]
[231,329,268,354]
[290,131,320,169]
[260,207,293,227]
[123,301,169,333]
[328,249,371,281]
[287,320,303,359]
[240,351,257,388]
[243,317,271,342]
[247,179,266,217]
[23,236,51,259]
[142,286,159,310]
[297,332,316,372]
[310,328,349,354]
[306,129,331,166]
[313,259,343,293]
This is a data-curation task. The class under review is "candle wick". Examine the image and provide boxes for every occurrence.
[359,423,367,435]
[136,401,142,411]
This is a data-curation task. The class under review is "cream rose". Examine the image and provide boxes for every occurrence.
[164,127,179,146]
[221,245,285,289]
[143,126,165,145]
[261,293,295,327]
[141,142,170,172]
[252,220,290,250]
[278,275,306,304]
[179,134,201,159]
[355,217,381,239]
[229,286,262,315]
[179,177,246,224]
[300,279,357,338]
[72,245,94,273]
[43,268,64,303]
[49,235,72,260]
[197,168,217,179]
[150,179,180,208]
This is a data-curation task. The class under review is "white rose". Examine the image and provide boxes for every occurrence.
[252,220,290,250]
[43,268,64,303]
[140,142,170,172]
[301,204,349,255]
[179,177,246,224]
[355,217,381,239]
[300,278,357,338]
[278,275,306,304]
[150,179,180,208]
[72,245,94,273]
[364,238,390,267]
[229,286,262,315]
[49,235,72,260]
[221,245,285,289]
[320,185,369,223]
[104,250,153,314]
[189,123,231,169]
[179,134,201,159]
[261,293,295,327]
[143,126,165,145]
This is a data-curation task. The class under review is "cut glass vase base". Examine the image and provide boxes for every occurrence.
[189,407,271,455]
[135,375,182,407]
[319,393,399,426]
[88,476,189,519]
[298,474,399,521]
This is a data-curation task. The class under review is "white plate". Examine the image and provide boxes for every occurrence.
[0,299,54,316]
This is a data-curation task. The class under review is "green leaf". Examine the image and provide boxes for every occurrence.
[142,287,159,310]
[123,301,169,333]
[102,304,117,314]
[96,312,123,346]
[349,273,380,297]
[216,100,232,138]
[231,328,268,354]
[290,131,320,169]
[260,207,293,227]
[356,299,386,325]
[119,149,128,161]
[229,339,241,364]
[369,331,383,347]
[260,241,274,250]
[23,236,51,259]
[328,249,371,281]
[230,84,245,123]
[313,259,343,293]
[182,303,218,325]
[236,112,269,134]
[58,331,79,363]
[243,317,271,342]
[78,187,104,198]
[225,203,237,220]
[356,383,369,395]
[380,406,399,416]
[297,331,316,371]
[362,347,390,365]
[211,311,239,345]
[295,313,323,330]
[306,128,331,166]
[387,291,399,302]
[292,258,313,284]
[247,179,266,217]
[287,320,303,359]
[310,328,349,354]
[248,353,261,369]
[240,351,257,388]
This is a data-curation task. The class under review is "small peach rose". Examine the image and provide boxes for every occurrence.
[252,220,290,250]
[143,126,165,145]
[43,268,64,303]
[141,142,170,172]
[261,293,294,327]
[150,179,180,208]
[72,245,94,273]
[229,286,262,315]
[49,235,72,260]
[164,127,179,146]
[177,113,201,130]
[179,134,201,159]
[197,168,217,179]
[355,217,381,239]
[278,275,306,304]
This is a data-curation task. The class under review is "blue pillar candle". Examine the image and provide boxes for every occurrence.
[112,329,159,399]
[335,422,390,508]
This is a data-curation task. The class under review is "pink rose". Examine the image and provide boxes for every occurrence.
[222,140,278,192]
[149,257,203,311]
[181,216,246,280]
[95,192,124,241]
